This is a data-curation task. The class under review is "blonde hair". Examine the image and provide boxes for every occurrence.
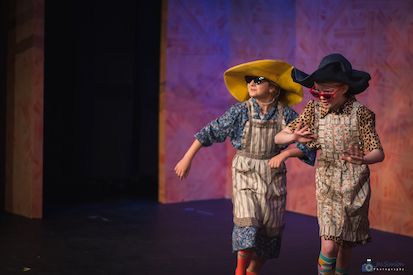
[268,82,285,101]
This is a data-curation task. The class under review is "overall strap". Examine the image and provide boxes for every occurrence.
[350,101,361,148]
[314,101,321,140]
[239,99,253,152]
[277,101,285,129]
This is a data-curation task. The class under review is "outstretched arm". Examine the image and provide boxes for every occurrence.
[269,148,305,168]
[340,146,385,165]
[274,123,317,145]
[174,139,202,180]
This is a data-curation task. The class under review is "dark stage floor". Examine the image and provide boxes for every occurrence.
[0,198,410,274]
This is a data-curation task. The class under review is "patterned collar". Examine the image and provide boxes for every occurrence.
[319,95,357,118]
[251,98,277,118]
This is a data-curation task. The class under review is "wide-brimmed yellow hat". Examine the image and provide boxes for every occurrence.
[224,59,303,106]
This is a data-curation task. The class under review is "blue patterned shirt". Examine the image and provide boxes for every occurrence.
[195,98,315,166]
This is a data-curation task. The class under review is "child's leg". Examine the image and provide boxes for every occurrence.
[246,252,266,274]
[335,246,352,274]
[235,249,253,275]
[318,237,339,275]
[321,237,339,257]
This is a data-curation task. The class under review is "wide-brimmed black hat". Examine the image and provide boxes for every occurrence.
[291,53,371,94]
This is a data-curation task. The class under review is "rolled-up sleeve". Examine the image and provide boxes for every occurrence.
[358,107,383,151]
[284,105,316,166]
[288,100,319,151]
[195,103,243,147]
[295,142,316,166]
[288,100,316,133]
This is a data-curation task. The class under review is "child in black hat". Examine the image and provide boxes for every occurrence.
[175,60,316,275]
[274,53,385,275]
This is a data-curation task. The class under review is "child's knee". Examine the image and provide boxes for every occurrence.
[321,238,339,255]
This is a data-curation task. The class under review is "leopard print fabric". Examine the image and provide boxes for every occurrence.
[323,235,372,248]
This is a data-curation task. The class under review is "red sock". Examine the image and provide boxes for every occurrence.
[235,249,253,275]
[246,270,258,275]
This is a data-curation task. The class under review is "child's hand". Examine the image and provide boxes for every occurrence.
[174,158,192,180]
[340,145,364,165]
[293,123,317,143]
[269,152,287,168]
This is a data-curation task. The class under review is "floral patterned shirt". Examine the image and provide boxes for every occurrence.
[195,98,315,166]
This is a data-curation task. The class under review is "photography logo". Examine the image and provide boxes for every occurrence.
[362,258,374,272]
[362,258,405,272]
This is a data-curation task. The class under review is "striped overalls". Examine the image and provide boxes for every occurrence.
[231,99,287,258]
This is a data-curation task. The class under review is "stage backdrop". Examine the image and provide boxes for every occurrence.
[159,0,413,237]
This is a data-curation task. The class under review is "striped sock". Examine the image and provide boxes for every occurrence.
[335,267,350,275]
[235,249,253,275]
[318,252,336,275]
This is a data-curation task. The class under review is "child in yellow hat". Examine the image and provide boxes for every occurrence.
[175,60,315,275]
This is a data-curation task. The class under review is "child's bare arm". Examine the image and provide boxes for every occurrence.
[363,149,385,164]
[340,146,385,165]
[174,139,202,180]
[274,123,317,145]
[268,148,305,168]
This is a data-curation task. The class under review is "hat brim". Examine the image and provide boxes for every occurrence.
[224,60,303,106]
[291,62,371,94]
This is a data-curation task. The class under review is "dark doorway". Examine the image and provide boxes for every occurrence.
[43,0,161,204]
